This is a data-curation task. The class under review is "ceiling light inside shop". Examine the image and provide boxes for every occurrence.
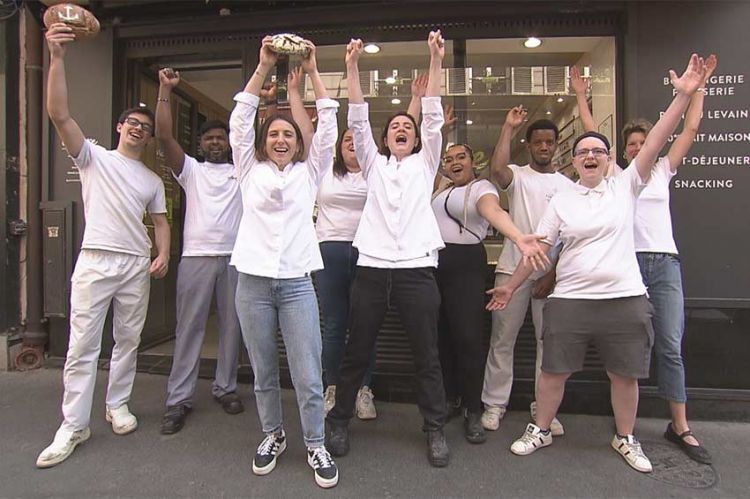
[524,37,542,48]
[385,76,396,84]
[546,110,552,115]
[465,119,474,125]
[391,98,401,105]
[520,139,526,143]
[556,96,564,103]
[364,43,381,54]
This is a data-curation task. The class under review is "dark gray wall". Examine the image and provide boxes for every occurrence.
[628,1,750,307]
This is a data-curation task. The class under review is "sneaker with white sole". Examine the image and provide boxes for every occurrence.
[105,404,138,435]
[611,434,653,473]
[324,385,336,414]
[356,386,377,420]
[530,401,564,436]
[253,431,287,475]
[481,406,506,431]
[36,427,91,468]
[307,445,339,488]
[510,423,553,456]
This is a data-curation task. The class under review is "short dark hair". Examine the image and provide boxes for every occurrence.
[254,114,304,164]
[572,131,611,154]
[117,106,155,127]
[333,128,352,178]
[622,119,653,144]
[525,119,559,142]
[379,112,422,157]
[199,119,229,137]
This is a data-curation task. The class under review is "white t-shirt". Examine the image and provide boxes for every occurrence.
[634,157,678,254]
[432,179,498,244]
[348,98,445,269]
[73,140,167,257]
[536,162,648,299]
[495,164,573,275]
[316,169,367,242]
[174,156,242,256]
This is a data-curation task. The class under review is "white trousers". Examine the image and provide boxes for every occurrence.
[61,249,150,432]
[482,273,546,408]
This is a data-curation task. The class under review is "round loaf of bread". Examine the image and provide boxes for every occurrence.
[43,3,100,40]
[269,33,310,56]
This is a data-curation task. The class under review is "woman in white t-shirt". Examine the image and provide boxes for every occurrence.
[315,128,377,420]
[431,143,547,444]
[572,56,716,465]
[486,53,706,474]
[229,37,339,488]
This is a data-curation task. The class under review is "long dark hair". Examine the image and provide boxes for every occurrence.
[254,114,304,163]
[379,112,422,157]
[333,128,352,178]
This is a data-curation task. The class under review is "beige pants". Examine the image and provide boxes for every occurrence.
[60,249,150,432]
[481,273,545,408]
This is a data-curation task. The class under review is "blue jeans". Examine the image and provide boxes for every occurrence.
[235,273,325,448]
[315,241,375,387]
[636,252,687,403]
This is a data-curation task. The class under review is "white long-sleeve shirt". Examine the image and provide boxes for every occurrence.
[228,92,339,278]
[350,97,445,268]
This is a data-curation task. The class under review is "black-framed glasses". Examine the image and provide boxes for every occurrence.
[124,117,154,134]
[573,147,609,158]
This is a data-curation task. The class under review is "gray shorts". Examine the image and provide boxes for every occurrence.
[541,295,654,379]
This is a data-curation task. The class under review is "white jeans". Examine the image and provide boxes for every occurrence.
[61,249,150,432]
[482,273,545,408]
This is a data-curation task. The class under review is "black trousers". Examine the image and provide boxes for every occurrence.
[436,243,488,413]
[327,266,447,430]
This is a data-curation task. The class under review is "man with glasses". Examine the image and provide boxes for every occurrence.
[482,113,573,434]
[155,68,244,434]
[37,23,169,469]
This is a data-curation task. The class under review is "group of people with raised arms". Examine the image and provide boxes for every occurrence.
[38,21,715,489]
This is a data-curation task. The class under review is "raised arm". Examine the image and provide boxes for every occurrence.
[287,66,314,158]
[418,30,446,176]
[634,54,706,181]
[346,39,365,104]
[46,24,85,158]
[155,68,186,175]
[490,106,525,189]
[476,194,549,271]
[571,66,596,133]
[667,54,717,173]
[346,39,379,178]
[407,73,428,121]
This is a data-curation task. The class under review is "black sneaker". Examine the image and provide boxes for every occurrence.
[307,446,339,488]
[160,405,192,435]
[464,411,487,444]
[252,431,287,475]
[426,429,450,467]
[327,424,350,457]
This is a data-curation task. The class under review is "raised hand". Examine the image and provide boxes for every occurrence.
[46,23,76,59]
[259,82,277,102]
[288,67,304,94]
[442,104,457,132]
[411,73,428,98]
[158,67,180,90]
[259,35,279,71]
[505,105,527,129]
[345,39,363,68]
[670,53,706,96]
[516,234,550,272]
[702,54,718,85]
[428,29,445,60]
[300,39,318,75]
[570,66,588,95]
[486,284,514,311]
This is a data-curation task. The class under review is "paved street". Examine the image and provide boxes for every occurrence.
[1,368,746,498]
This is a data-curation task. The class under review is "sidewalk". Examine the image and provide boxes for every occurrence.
[1,368,746,498]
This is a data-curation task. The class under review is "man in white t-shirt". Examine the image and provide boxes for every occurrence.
[155,69,244,435]
[481,111,573,434]
[37,24,170,469]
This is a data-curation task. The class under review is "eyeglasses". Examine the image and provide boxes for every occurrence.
[573,147,609,158]
[123,117,154,134]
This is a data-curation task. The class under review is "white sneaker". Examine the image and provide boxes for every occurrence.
[510,423,553,456]
[36,427,91,468]
[307,445,339,488]
[105,404,138,435]
[611,434,653,473]
[356,386,377,420]
[530,401,564,436]
[481,406,506,431]
[324,385,336,414]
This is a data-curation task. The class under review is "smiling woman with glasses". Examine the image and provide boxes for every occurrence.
[487,54,708,474]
